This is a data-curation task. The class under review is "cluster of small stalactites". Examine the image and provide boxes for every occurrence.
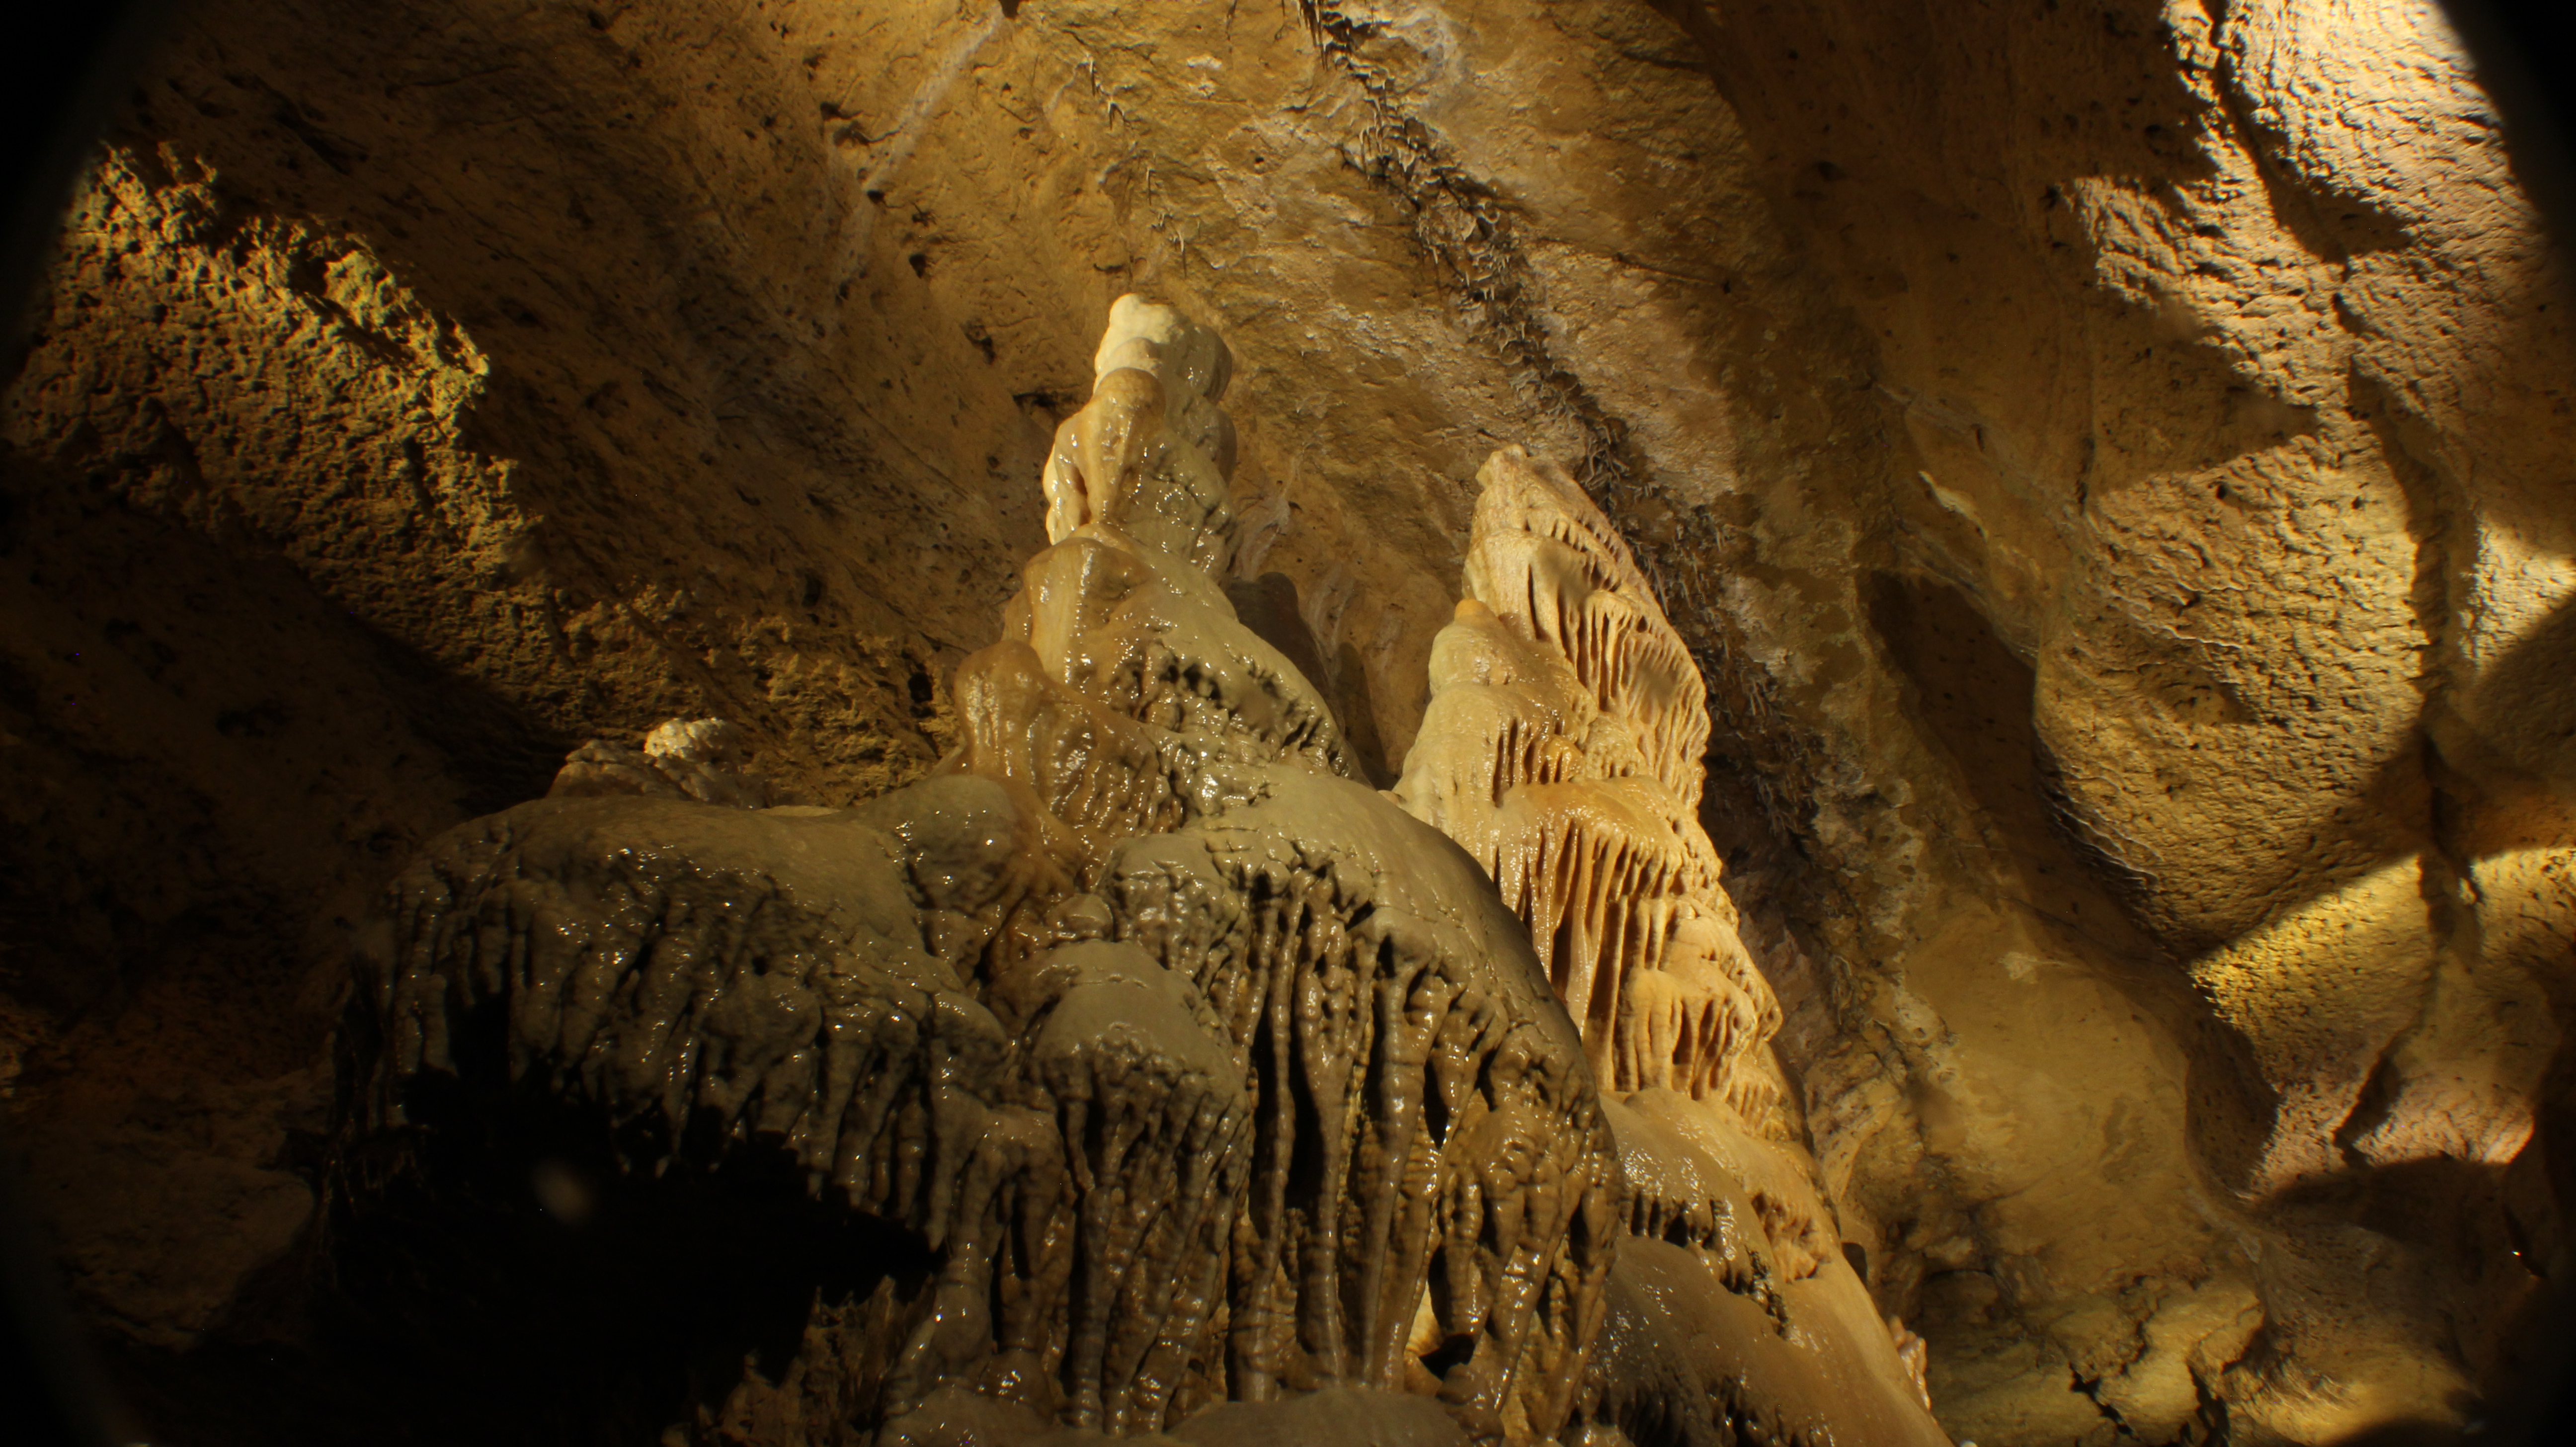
[1397,445,1784,1121]
[1461,447,1712,807]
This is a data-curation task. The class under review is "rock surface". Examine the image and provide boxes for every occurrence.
[341,298,1618,1443]
[1,0,2571,1444]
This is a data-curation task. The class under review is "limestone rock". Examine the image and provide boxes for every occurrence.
[5,0,2572,1442]
[344,301,1617,1444]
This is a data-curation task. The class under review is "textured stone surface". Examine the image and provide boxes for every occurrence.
[2,0,2571,1443]
[336,299,1618,1444]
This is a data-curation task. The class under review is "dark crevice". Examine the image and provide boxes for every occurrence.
[2071,1366,2141,1440]
[112,1034,941,1447]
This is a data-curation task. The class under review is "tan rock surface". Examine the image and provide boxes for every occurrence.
[2,0,2571,1443]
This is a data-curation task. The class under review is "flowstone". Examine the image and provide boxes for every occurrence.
[345,299,1617,1444]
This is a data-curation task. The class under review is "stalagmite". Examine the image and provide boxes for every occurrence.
[1394,446,1950,1447]
[1394,448,1784,1117]
[344,300,1617,1444]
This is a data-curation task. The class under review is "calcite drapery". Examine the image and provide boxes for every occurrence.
[1393,446,1948,1447]
[349,298,1616,1443]
[1394,446,1787,1124]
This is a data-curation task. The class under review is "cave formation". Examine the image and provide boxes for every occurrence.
[3,2,2574,1446]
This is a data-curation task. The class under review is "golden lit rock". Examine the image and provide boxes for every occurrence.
[4,0,2572,1443]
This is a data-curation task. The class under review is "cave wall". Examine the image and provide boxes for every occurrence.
[3,1,2572,1444]
[1640,2,2576,1442]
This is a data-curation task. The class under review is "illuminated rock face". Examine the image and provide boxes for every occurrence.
[8,2,2576,1444]
[1397,447,1945,1447]
[353,300,1616,1444]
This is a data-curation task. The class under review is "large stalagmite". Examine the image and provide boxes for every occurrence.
[347,299,1619,1443]
[1395,448,1788,1120]
[1396,447,1948,1447]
